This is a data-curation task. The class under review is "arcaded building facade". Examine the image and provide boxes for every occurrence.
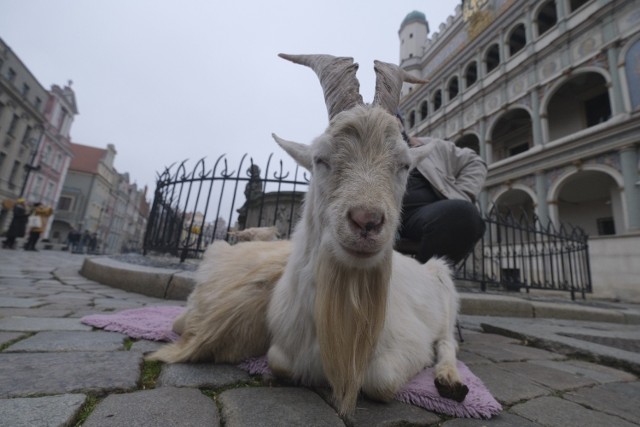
[398,0,640,300]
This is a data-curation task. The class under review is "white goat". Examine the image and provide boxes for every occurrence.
[266,54,467,414]
[150,53,467,415]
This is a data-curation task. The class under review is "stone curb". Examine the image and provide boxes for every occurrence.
[80,256,640,324]
[80,257,195,300]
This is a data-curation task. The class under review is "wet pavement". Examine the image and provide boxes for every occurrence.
[1,248,639,426]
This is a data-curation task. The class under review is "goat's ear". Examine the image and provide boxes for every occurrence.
[272,133,313,170]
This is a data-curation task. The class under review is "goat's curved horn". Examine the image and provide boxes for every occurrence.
[372,60,428,114]
[279,53,364,120]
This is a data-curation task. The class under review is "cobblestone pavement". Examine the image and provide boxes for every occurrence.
[1,249,639,426]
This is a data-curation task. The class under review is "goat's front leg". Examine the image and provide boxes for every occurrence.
[433,338,468,402]
[267,344,293,379]
[362,350,420,403]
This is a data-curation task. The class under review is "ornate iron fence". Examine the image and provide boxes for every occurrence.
[143,154,308,261]
[144,155,591,298]
[455,208,592,300]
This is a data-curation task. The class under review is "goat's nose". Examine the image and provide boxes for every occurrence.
[349,208,385,234]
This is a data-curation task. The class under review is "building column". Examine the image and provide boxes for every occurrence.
[530,88,544,146]
[557,0,568,32]
[620,145,640,231]
[535,172,549,225]
[525,6,535,54]
[606,45,625,116]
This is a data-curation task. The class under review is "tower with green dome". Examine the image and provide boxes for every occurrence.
[398,10,428,64]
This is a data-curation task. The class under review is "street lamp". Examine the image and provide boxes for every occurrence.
[19,135,43,198]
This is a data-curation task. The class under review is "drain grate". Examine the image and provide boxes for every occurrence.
[559,333,640,353]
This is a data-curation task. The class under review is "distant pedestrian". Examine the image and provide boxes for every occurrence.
[2,198,29,249]
[88,233,98,254]
[68,228,81,252]
[24,203,44,251]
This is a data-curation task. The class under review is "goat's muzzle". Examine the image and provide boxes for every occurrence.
[339,207,387,258]
[349,207,385,237]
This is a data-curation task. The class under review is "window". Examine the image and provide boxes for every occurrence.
[22,83,30,98]
[0,152,5,171]
[409,111,416,128]
[508,24,527,56]
[569,0,589,13]
[8,114,19,136]
[42,145,52,164]
[448,76,459,100]
[54,153,63,171]
[536,0,557,36]
[597,217,615,235]
[7,68,16,83]
[465,62,478,87]
[485,44,500,73]
[420,100,428,120]
[35,97,42,111]
[585,93,611,126]
[8,161,20,188]
[58,107,68,130]
[45,182,55,202]
[21,126,32,145]
[433,90,442,111]
[508,142,529,156]
[58,196,73,211]
[33,175,44,195]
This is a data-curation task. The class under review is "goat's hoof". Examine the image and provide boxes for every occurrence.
[434,378,469,402]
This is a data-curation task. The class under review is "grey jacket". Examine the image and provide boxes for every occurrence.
[410,137,487,203]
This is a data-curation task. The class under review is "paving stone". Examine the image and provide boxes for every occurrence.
[462,342,563,362]
[350,397,441,426]
[158,363,250,388]
[92,298,146,310]
[0,351,142,398]
[458,331,520,345]
[466,364,550,405]
[479,317,640,375]
[457,350,493,365]
[498,361,597,391]
[442,412,542,426]
[564,381,640,424]
[0,308,73,318]
[0,316,92,332]
[0,331,24,347]
[0,394,86,427]
[0,297,42,308]
[5,331,126,352]
[84,387,218,427]
[529,359,637,384]
[129,339,163,355]
[510,396,637,427]
[219,387,344,426]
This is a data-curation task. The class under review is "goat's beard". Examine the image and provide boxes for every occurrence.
[314,248,392,415]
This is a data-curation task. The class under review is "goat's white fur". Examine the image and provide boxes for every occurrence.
[148,240,290,364]
[228,226,280,243]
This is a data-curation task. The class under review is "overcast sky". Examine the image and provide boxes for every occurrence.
[1,1,458,193]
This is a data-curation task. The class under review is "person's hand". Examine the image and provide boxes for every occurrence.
[408,136,424,148]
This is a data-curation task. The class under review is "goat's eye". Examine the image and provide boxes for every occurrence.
[314,157,330,170]
[398,163,410,173]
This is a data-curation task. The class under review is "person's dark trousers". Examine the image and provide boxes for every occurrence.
[400,199,486,265]
[25,231,41,251]
[2,236,17,249]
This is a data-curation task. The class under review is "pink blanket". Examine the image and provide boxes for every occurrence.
[82,306,502,419]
